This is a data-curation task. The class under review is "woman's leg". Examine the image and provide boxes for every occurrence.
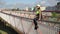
[33,18,38,30]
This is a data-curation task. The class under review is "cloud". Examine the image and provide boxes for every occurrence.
[41,1,46,4]
[56,0,60,1]
[47,0,58,6]
[40,0,59,6]
[10,3,34,8]
[3,3,33,9]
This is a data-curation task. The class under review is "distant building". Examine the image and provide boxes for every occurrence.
[25,7,32,11]
[25,7,29,11]
[56,2,60,11]
[40,7,46,11]
[32,6,46,11]
[46,6,56,11]
[46,2,60,11]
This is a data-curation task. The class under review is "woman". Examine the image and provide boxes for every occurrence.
[33,5,41,30]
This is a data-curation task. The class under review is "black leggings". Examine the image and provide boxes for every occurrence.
[33,14,39,27]
[33,18,38,27]
[33,14,42,27]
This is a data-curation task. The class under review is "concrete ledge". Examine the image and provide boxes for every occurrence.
[0,17,24,34]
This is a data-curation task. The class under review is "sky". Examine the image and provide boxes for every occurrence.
[0,0,60,9]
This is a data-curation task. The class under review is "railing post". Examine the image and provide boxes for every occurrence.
[58,29,60,34]
[20,12,25,34]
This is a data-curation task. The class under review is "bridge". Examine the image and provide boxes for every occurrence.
[0,10,60,34]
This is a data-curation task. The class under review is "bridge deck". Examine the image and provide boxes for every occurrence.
[0,11,60,34]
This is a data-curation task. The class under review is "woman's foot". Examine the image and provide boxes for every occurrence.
[34,26,38,30]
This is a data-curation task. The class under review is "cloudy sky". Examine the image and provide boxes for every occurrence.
[0,0,60,9]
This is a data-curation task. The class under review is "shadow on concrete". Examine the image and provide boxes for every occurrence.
[0,17,22,34]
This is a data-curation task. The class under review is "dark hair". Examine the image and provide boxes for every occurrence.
[37,7,40,10]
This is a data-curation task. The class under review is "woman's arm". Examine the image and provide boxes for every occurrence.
[39,9,41,20]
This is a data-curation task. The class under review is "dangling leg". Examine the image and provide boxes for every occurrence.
[33,18,38,30]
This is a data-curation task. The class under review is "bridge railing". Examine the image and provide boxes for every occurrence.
[0,10,60,34]
[41,11,60,34]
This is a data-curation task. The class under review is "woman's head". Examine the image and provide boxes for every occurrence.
[36,5,40,10]
[37,7,40,10]
[38,7,40,9]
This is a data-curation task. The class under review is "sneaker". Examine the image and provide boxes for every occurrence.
[34,26,38,30]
